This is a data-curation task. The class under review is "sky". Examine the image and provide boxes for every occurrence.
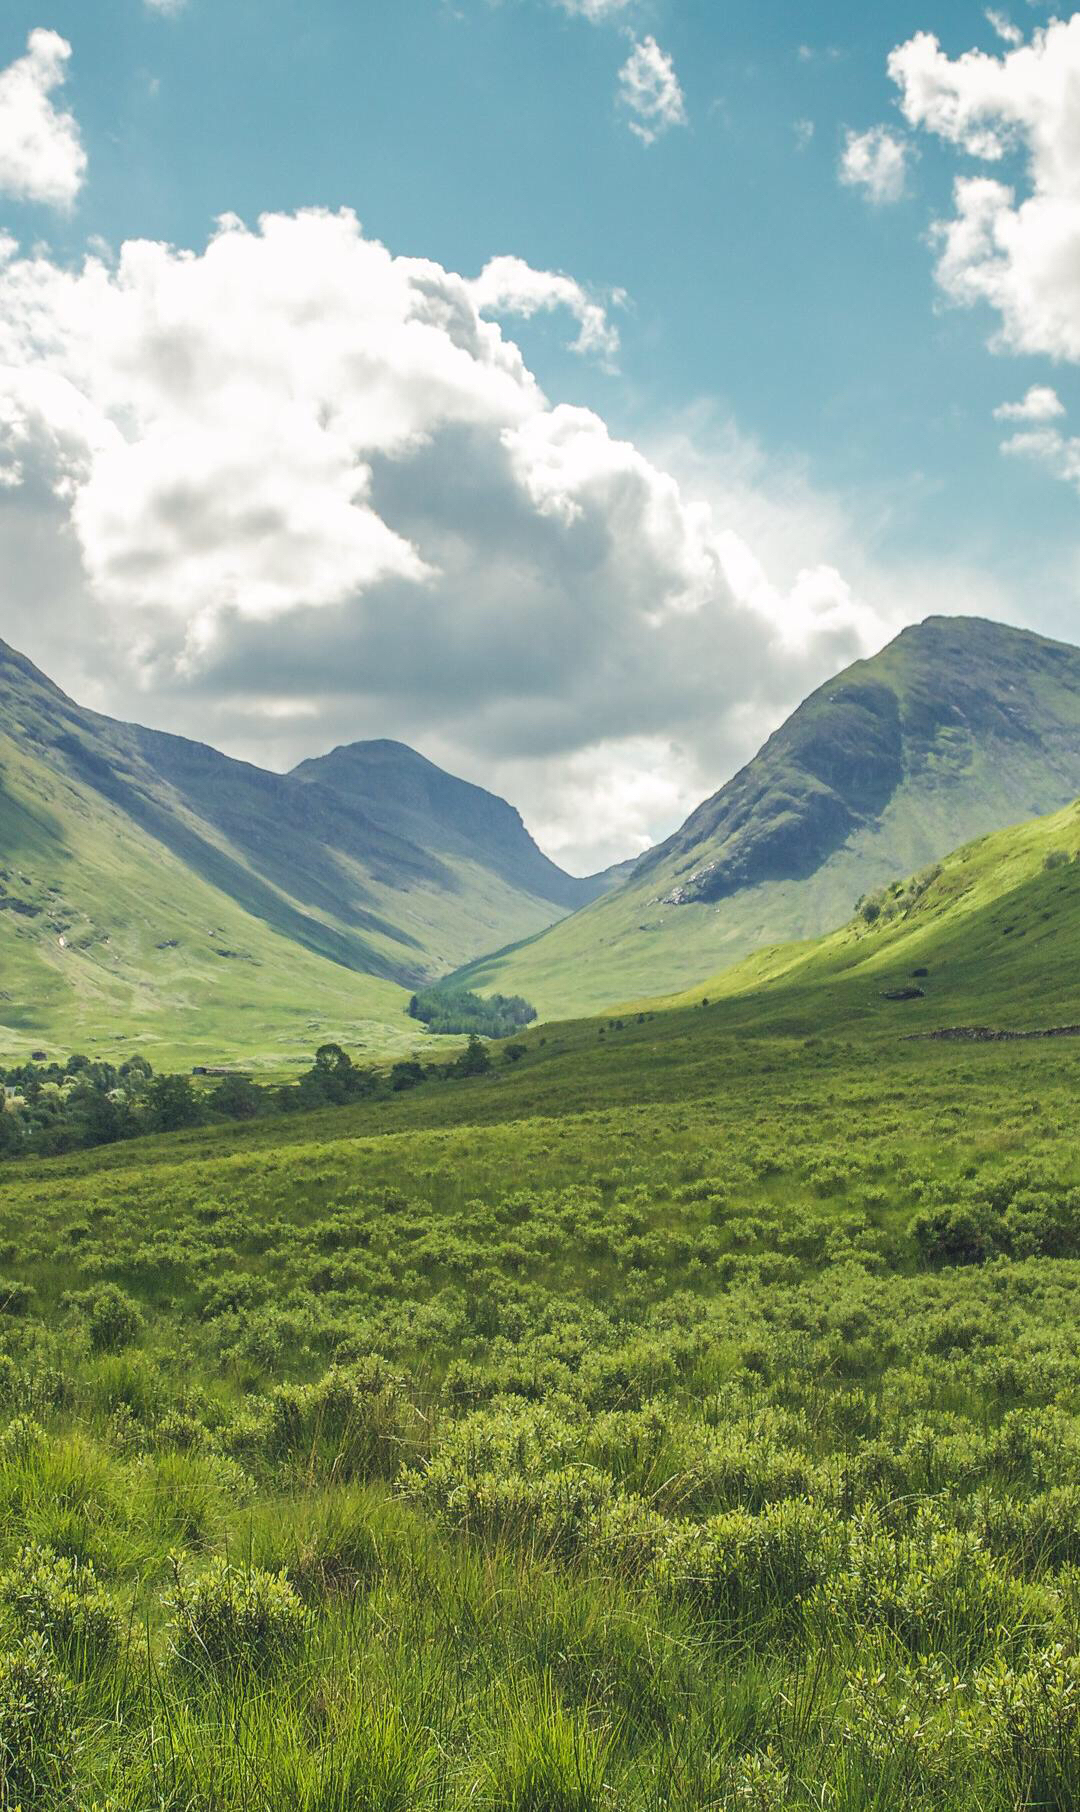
[0,0,1078,871]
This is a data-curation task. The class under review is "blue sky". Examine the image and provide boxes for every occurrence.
[0,0,1076,866]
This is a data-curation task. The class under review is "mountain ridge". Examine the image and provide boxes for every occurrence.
[453,615,1080,1017]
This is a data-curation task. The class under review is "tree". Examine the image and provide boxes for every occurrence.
[454,1034,491,1078]
[76,1091,130,1147]
[210,1075,263,1120]
[390,1059,425,1092]
[407,986,537,1039]
[299,1044,378,1106]
[146,1074,203,1133]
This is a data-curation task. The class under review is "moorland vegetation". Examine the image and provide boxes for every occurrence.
[0,795,1079,1807]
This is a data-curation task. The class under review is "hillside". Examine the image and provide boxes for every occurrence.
[648,790,1080,1035]
[456,616,1080,1017]
[0,638,597,1066]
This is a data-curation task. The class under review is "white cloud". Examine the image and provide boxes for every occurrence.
[994,383,1064,421]
[986,11,1023,49]
[0,29,86,209]
[839,126,910,206]
[1001,424,1080,493]
[144,0,188,13]
[554,0,632,19]
[0,208,951,867]
[469,255,622,365]
[618,37,687,145]
[794,119,815,152]
[890,17,1080,361]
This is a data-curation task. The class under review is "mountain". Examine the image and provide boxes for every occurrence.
[291,740,604,913]
[0,637,599,1066]
[454,616,1080,1018]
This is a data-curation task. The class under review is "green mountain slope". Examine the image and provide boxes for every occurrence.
[456,616,1080,1018]
[650,792,1080,1034]
[0,638,597,1066]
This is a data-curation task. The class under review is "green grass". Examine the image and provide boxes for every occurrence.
[0,797,1079,1804]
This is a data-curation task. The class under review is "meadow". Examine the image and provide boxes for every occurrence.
[1,955,1079,1810]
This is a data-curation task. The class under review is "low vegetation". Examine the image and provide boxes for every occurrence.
[0,964,1076,1805]
[0,800,1077,1806]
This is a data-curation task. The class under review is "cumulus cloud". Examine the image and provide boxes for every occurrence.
[994,384,1064,421]
[618,37,687,145]
[1001,425,1080,493]
[839,126,910,205]
[469,255,622,365]
[0,29,86,209]
[890,17,1080,361]
[0,208,922,867]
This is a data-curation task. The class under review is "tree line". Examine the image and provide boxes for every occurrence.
[0,1033,505,1161]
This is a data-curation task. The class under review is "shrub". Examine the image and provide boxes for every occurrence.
[85,1284,144,1353]
[165,1557,307,1675]
[656,1500,838,1632]
[819,1509,1043,1666]
[963,1643,1080,1809]
[911,1201,1001,1266]
[0,1543,121,1668]
[263,1358,419,1483]
[0,1634,74,1802]
[0,1280,33,1316]
[0,1415,47,1466]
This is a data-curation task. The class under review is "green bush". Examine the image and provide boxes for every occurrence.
[261,1358,419,1483]
[87,1284,145,1353]
[165,1557,307,1675]
[656,1500,838,1632]
[0,1634,74,1803]
[0,1543,121,1668]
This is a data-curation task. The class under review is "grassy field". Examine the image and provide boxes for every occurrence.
[0,806,1079,1806]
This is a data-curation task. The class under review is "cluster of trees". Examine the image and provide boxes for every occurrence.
[408,985,536,1039]
[0,1053,205,1158]
[282,1035,493,1113]
[0,1033,504,1162]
